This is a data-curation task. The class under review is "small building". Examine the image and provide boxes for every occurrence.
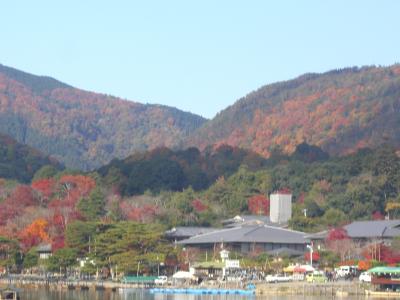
[36,244,52,259]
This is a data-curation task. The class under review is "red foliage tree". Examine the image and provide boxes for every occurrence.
[31,178,56,204]
[362,243,400,264]
[192,199,207,212]
[297,192,305,204]
[305,251,320,262]
[327,227,349,241]
[372,211,384,220]
[248,194,269,215]
[325,227,353,262]
[58,175,96,205]
[10,185,37,207]
[120,202,158,223]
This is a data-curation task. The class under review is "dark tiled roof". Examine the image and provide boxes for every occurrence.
[165,227,218,238]
[345,220,400,238]
[308,219,400,240]
[177,224,307,245]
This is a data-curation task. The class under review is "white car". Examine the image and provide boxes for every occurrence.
[359,272,371,283]
[154,276,168,285]
[265,274,292,283]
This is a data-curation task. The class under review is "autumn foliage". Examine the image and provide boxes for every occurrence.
[189,65,400,160]
[0,65,206,170]
[304,251,320,262]
[19,218,50,250]
[248,195,269,215]
[361,243,400,265]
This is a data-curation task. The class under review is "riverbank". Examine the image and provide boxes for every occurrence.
[0,276,384,297]
[256,281,368,297]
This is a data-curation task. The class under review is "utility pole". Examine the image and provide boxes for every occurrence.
[306,244,314,268]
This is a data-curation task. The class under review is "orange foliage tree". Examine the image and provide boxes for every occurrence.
[19,218,50,250]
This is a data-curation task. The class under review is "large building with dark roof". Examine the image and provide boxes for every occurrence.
[177,224,308,256]
[308,219,400,247]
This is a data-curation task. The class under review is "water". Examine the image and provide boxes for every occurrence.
[20,288,367,300]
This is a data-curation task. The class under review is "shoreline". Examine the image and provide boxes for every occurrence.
[0,277,375,297]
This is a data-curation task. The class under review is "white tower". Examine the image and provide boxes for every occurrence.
[270,190,292,223]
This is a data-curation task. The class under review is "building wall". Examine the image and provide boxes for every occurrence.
[270,193,292,223]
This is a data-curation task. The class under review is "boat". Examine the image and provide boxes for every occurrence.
[365,289,400,298]
[0,287,21,300]
[149,287,255,295]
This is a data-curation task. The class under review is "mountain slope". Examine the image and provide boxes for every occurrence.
[187,65,400,157]
[0,64,206,170]
[0,133,62,183]
[98,145,267,195]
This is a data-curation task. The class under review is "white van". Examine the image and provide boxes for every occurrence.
[336,266,357,278]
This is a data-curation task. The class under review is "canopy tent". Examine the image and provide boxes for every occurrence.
[293,265,314,273]
[367,266,400,275]
[172,271,195,279]
[283,265,296,273]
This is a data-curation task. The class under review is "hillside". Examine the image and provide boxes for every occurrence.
[98,145,267,195]
[0,133,62,183]
[187,65,400,157]
[0,64,206,170]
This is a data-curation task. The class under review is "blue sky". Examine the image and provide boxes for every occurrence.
[1,1,399,118]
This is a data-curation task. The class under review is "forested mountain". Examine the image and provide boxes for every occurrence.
[186,65,400,157]
[2,63,400,171]
[98,145,267,196]
[0,64,206,170]
[0,133,62,183]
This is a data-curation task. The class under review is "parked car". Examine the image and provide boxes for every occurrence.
[154,276,168,285]
[336,265,358,278]
[265,274,292,283]
[359,272,371,283]
[306,271,327,283]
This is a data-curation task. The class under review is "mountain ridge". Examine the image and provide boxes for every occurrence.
[0,64,207,170]
[186,64,400,157]
[1,63,400,171]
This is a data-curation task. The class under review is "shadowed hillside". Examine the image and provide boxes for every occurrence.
[0,133,62,182]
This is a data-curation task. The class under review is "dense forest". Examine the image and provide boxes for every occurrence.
[0,64,206,170]
[0,133,62,183]
[187,65,400,158]
[0,142,399,273]
[98,145,267,195]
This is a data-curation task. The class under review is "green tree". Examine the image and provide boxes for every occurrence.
[47,248,78,274]
[322,208,347,227]
[65,221,97,256]
[77,188,106,221]
[23,247,39,269]
[32,165,59,181]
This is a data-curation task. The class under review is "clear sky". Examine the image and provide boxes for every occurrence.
[1,1,399,118]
